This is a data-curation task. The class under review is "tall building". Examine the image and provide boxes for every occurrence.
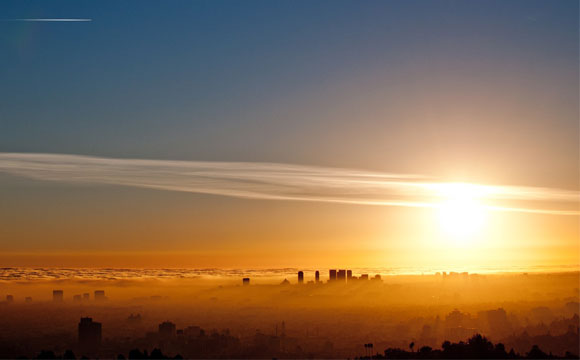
[315,271,320,282]
[78,317,102,355]
[242,277,250,286]
[6,295,13,303]
[127,313,142,324]
[329,269,337,281]
[360,274,369,280]
[347,270,353,281]
[73,294,82,302]
[337,269,346,282]
[83,293,90,300]
[53,290,64,302]
[184,325,202,337]
[159,321,176,337]
[94,290,106,301]
[298,271,304,284]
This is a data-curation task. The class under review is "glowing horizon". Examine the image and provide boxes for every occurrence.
[0,2,578,358]
[0,0,577,272]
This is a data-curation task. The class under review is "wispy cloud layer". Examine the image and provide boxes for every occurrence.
[1,18,92,22]
[1,265,577,282]
[0,153,577,215]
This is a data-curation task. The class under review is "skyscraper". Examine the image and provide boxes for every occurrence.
[78,317,102,355]
[337,269,346,282]
[347,270,353,281]
[315,271,320,282]
[94,290,106,301]
[298,271,304,284]
[53,290,64,302]
[242,277,250,286]
[159,321,176,337]
[329,269,337,281]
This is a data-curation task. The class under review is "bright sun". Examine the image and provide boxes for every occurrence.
[436,183,487,243]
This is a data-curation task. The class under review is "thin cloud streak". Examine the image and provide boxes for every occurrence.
[0,153,577,216]
[2,18,92,22]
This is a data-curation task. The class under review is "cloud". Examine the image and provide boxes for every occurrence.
[1,18,92,22]
[0,153,577,216]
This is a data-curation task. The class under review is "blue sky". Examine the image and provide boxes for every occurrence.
[0,0,578,266]
[1,1,577,182]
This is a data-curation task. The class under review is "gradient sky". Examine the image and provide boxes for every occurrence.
[0,0,578,269]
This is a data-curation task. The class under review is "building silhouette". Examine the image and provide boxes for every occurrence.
[298,271,304,284]
[315,271,320,282]
[73,294,82,302]
[78,317,102,355]
[6,295,13,303]
[159,321,176,337]
[53,290,64,302]
[25,296,32,303]
[243,277,250,286]
[83,293,90,300]
[127,313,142,324]
[94,290,106,301]
[347,270,353,281]
[184,325,202,337]
[360,274,369,280]
[337,269,346,282]
[329,269,337,281]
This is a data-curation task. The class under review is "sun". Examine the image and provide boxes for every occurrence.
[436,183,487,243]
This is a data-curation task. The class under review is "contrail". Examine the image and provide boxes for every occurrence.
[0,152,577,216]
[2,18,92,22]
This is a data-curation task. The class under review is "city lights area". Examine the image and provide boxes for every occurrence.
[0,270,578,358]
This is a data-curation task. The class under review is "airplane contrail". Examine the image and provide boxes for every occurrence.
[0,152,577,216]
[2,18,92,22]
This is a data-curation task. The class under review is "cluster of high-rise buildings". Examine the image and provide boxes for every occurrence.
[54,289,107,302]
[324,269,381,283]
[1,290,108,304]
[243,270,382,285]
[295,269,382,284]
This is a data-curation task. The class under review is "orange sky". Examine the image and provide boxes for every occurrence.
[0,1,578,270]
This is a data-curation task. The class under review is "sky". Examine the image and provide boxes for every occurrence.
[0,0,578,269]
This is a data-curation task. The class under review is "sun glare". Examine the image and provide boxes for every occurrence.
[436,183,487,243]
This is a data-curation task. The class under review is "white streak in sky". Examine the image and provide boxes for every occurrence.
[2,18,92,22]
[0,153,577,216]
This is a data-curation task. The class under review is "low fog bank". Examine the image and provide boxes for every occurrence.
[0,271,578,358]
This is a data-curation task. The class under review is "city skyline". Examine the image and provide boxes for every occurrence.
[0,271,577,358]
[1,1,578,358]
